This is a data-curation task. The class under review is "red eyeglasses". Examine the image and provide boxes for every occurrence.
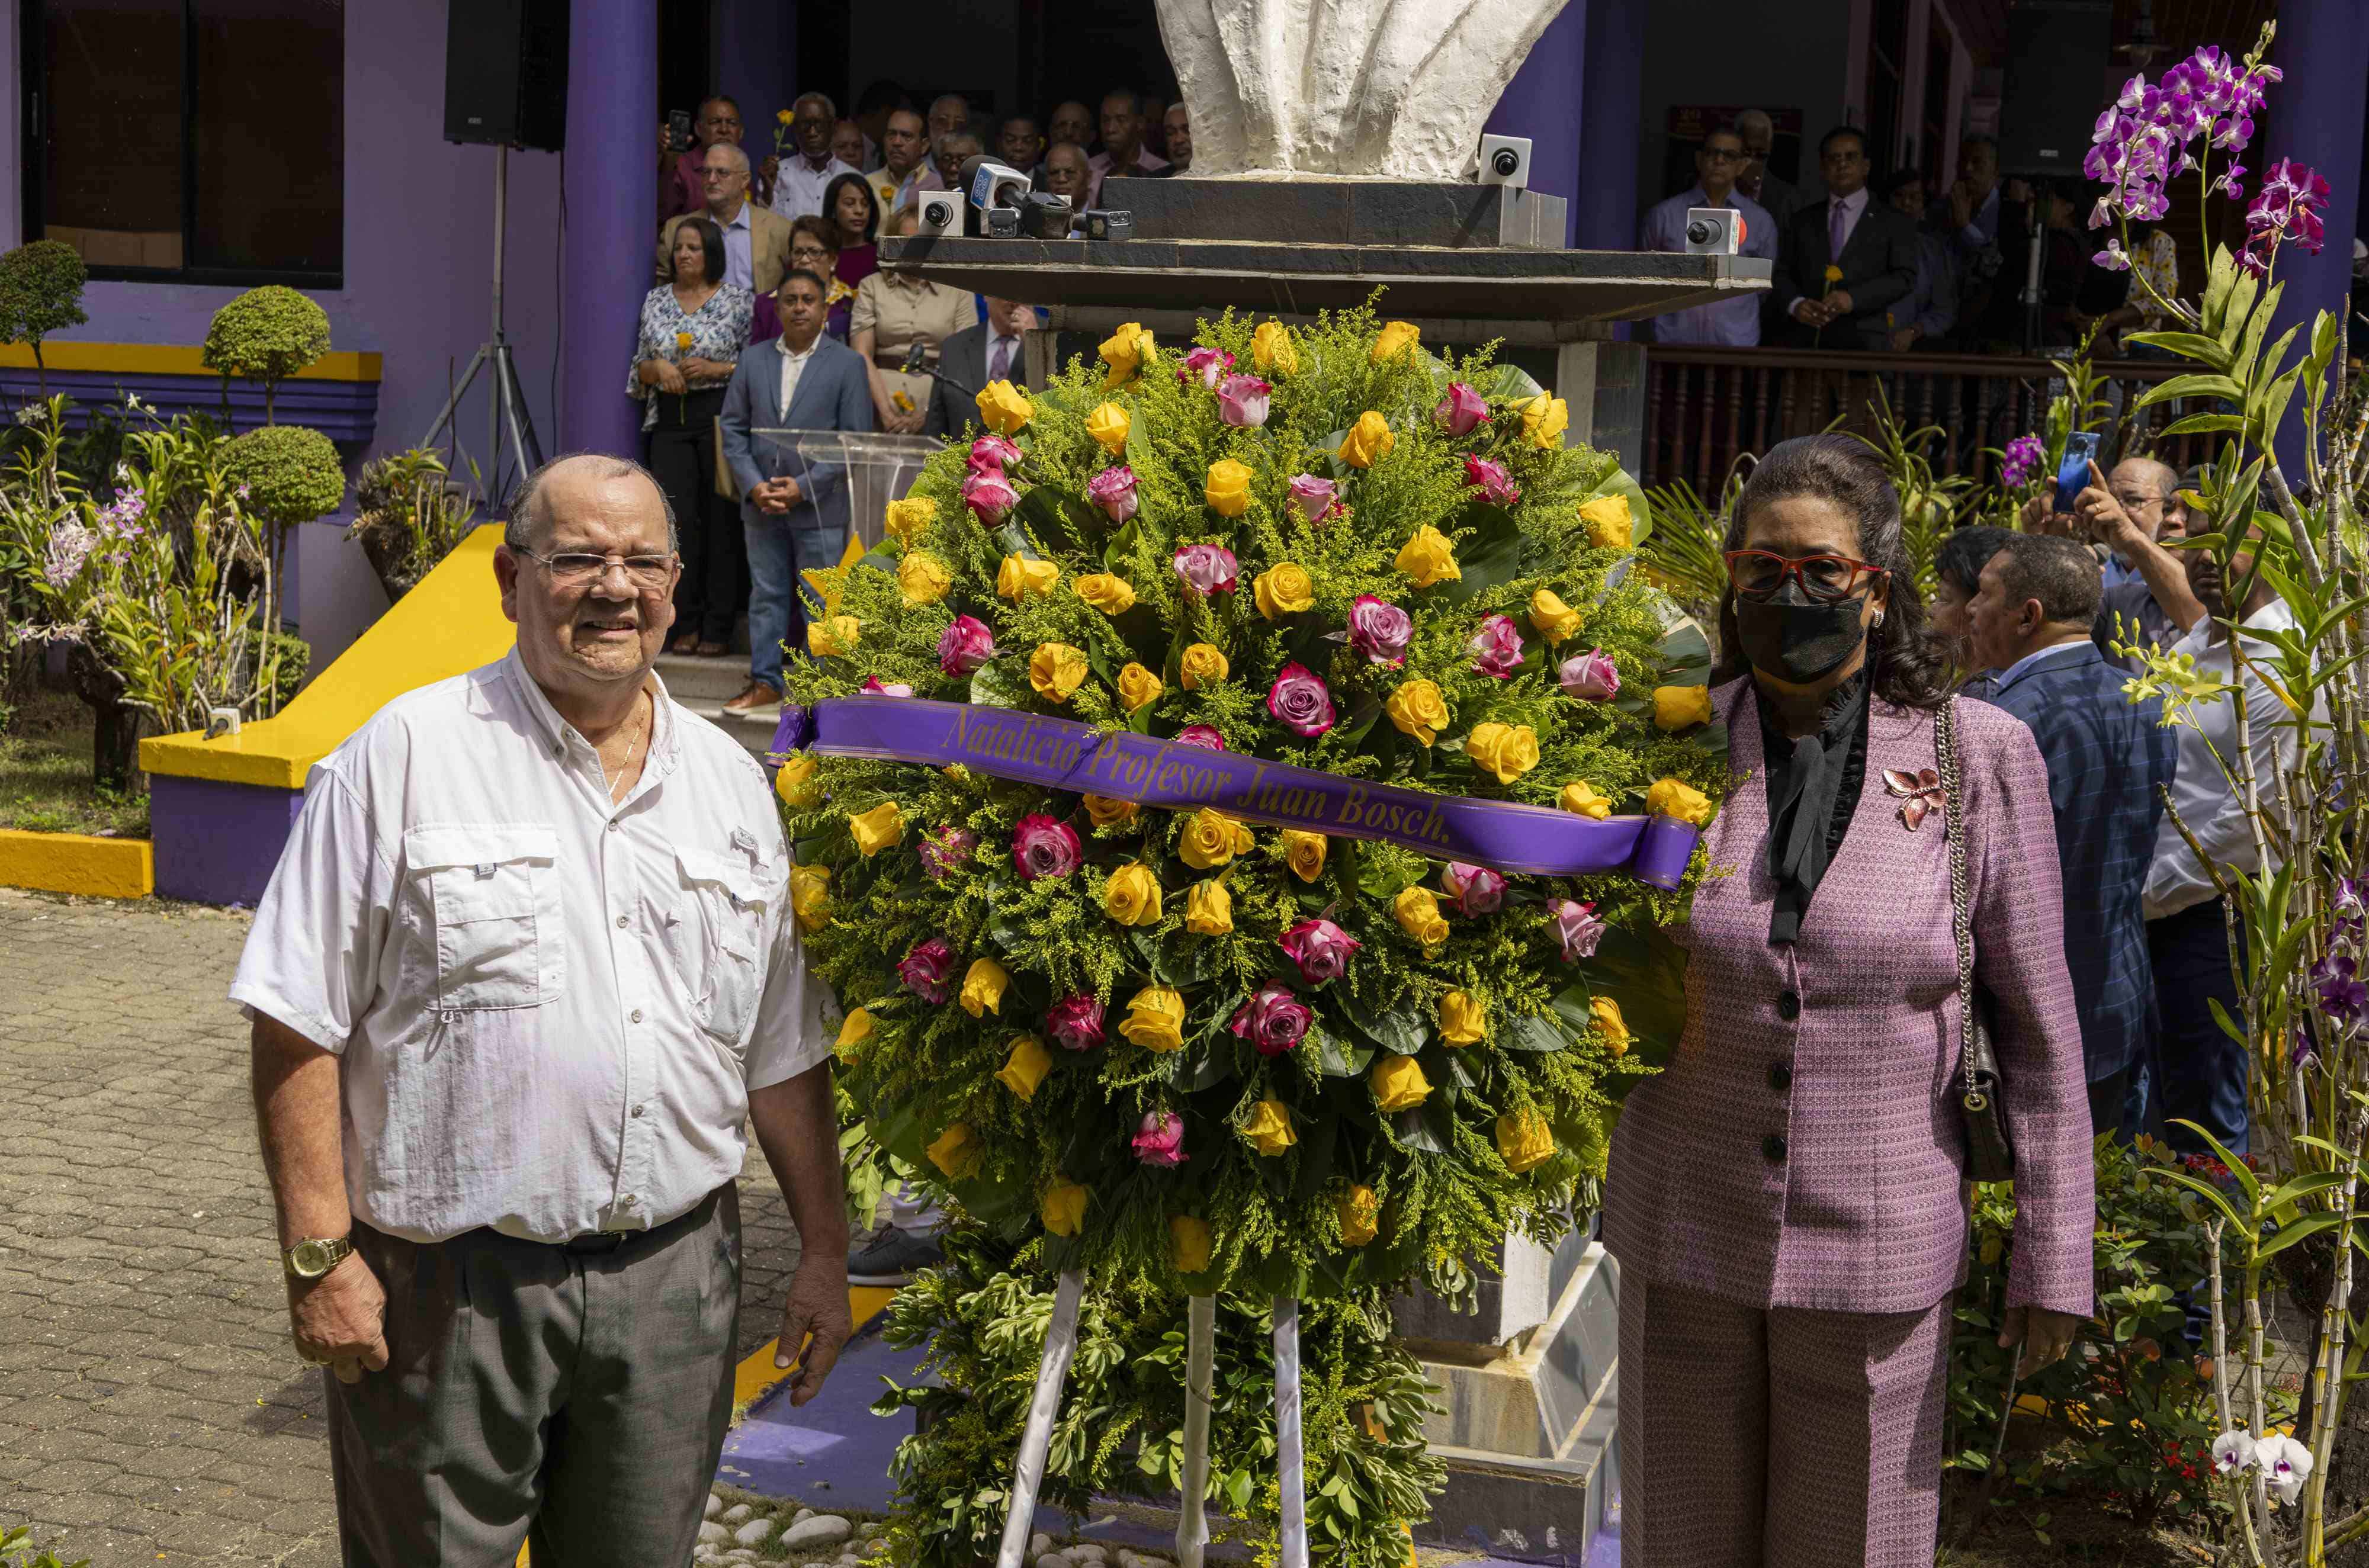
[1723,549,1888,603]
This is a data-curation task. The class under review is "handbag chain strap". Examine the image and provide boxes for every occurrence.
[1936,701,1981,1107]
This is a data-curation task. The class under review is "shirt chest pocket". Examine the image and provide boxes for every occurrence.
[407,825,565,1011]
[675,847,779,1051]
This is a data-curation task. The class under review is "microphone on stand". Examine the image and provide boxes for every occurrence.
[901,340,981,403]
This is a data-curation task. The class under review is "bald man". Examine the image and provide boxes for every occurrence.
[2053,454,2198,673]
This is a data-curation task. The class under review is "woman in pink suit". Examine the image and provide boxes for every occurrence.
[1605,435,2094,1566]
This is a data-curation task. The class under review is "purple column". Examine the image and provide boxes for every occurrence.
[1572,0,1643,254]
[2261,0,2368,474]
[1486,1,1587,250]
[561,0,659,460]
[718,5,797,137]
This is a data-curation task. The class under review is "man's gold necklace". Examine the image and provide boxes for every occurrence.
[603,692,651,799]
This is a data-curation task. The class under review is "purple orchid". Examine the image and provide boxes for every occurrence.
[2241,158,2331,276]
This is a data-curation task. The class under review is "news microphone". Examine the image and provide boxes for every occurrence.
[959,156,1033,234]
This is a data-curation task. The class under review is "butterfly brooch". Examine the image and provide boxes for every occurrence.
[1884,768,1946,831]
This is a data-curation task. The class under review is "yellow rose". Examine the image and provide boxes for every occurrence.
[1118,662,1164,711]
[1251,320,1299,376]
[1205,458,1254,518]
[998,553,1060,602]
[1177,808,1254,870]
[1243,1098,1297,1156]
[807,615,861,657]
[1119,985,1187,1051]
[1579,494,1633,550]
[1520,393,1569,449]
[1029,642,1089,703]
[958,956,1009,1018]
[1529,587,1584,644]
[995,1033,1053,1100]
[789,863,830,931]
[1042,1178,1089,1238]
[1465,722,1540,785]
[1645,777,1713,825]
[898,550,952,605]
[1393,524,1460,587]
[1591,997,1630,1057]
[1074,573,1137,615]
[1385,680,1450,746]
[1338,410,1396,469]
[1372,320,1421,362]
[849,801,904,857]
[1280,830,1327,882]
[1496,1107,1556,1174]
[1654,684,1713,732]
[1086,401,1131,456]
[1338,1184,1380,1247]
[883,495,938,545]
[1824,263,1845,284]
[1440,990,1487,1046]
[1559,780,1612,820]
[1180,642,1230,690]
[1184,879,1233,934]
[1084,793,1140,828]
[1170,1214,1214,1274]
[975,378,1033,436]
[1371,1055,1432,1112]
[1103,863,1164,926]
[834,1007,874,1062]
[1253,561,1315,619]
[1393,886,1449,946]
[1099,321,1155,387]
[773,752,820,808]
[926,1121,982,1179]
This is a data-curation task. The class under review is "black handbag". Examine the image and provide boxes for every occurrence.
[1938,701,2015,1183]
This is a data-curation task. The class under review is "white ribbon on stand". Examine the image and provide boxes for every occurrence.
[1175,1294,1218,1568]
[1273,1296,1309,1568]
[999,1270,1089,1568]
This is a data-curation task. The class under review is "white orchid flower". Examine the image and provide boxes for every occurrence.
[2211,1430,2257,1476]
[2257,1434,2314,1503]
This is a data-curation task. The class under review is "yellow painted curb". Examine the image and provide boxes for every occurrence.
[0,829,153,898]
[0,341,382,381]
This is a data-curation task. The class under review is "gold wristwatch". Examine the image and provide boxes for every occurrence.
[282,1235,355,1281]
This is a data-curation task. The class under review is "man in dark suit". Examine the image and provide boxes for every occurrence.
[922,296,1041,439]
[1967,532,2177,1136]
[1770,127,1918,351]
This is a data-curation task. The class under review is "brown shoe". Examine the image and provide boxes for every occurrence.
[696,640,730,658]
[668,631,701,656]
[720,680,781,716]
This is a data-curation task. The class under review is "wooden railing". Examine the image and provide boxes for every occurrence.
[1639,346,2209,496]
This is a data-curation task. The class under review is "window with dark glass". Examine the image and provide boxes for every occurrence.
[24,0,344,284]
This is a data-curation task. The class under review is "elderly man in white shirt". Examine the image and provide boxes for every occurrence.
[233,454,852,1567]
[773,91,861,220]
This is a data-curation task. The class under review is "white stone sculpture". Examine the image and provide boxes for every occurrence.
[1156,0,1572,178]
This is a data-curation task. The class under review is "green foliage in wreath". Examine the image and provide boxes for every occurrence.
[201,285,332,423]
[222,424,346,529]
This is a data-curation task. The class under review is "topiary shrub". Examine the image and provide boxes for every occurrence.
[0,240,91,399]
[201,285,330,425]
[222,424,346,529]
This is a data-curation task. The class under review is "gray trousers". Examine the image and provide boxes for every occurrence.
[325,1184,741,1567]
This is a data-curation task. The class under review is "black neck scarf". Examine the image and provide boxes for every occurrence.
[1757,671,1872,946]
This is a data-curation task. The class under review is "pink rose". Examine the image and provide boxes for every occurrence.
[964,468,1017,524]
[1279,918,1360,985]
[969,433,1022,474]
[1442,862,1506,917]
[1548,898,1607,963]
[1347,595,1413,667]
[919,825,976,880]
[1217,374,1272,428]
[1133,1109,1188,1167]
[1468,614,1524,679]
[1178,347,1235,389]
[862,677,914,697]
[938,615,997,675]
[1086,465,1139,523]
[1230,981,1312,1056]
[1434,381,1490,437]
[1173,543,1238,596]
[1288,474,1341,526]
[898,938,957,1003]
[1558,647,1620,701]
[1047,994,1107,1052]
[1176,725,1227,751]
[1463,455,1521,506]
[1265,663,1336,738]
[1012,814,1083,880]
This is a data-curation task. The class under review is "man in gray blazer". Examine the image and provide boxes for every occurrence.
[922,296,1042,439]
[718,269,874,716]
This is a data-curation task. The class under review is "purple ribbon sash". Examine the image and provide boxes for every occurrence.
[775,697,1699,888]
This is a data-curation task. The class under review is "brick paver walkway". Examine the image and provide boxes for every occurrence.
[0,887,810,1565]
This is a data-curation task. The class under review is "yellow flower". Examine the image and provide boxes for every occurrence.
[1074,572,1137,615]
[1184,879,1233,934]
[1520,393,1569,449]
[926,1121,982,1179]
[1372,320,1421,362]
[1393,524,1460,587]
[1042,1179,1089,1238]
[995,1033,1053,1100]
[998,553,1060,602]
[1205,458,1254,518]
[1084,794,1139,828]
[1338,410,1396,468]
[1338,1184,1380,1246]
[1465,722,1540,784]
[807,615,861,657]
[1029,642,1089,703]
[1118,662,1164,711]
[1243,1098,1297,1156]
[789,863,830,931]
[1579,494,1633,550]
[776,108,794,125]
[675,330,694,351]
[1371,1055,1432,1112]
[1529,587,1584,644]
[1253,561,1315,619]
[1560,780,1613,820]
[1180,642,1230,690]
[1086,402,1131,456]
[1170,1214,1213,1274]
[959,957,1010,1018]
[773,752,820,808]
[1654,684,1712,731]
[1280,830,1327,882]
[849,802,904,857]
[834,1007,873,1062]
[1119,985,1187,1050]
[975,378,1033,436]
[1591,997,1630,1056]
[1177,808,1254,870]
[1823,263,1845,284]
[1385,680,1450,746]
[1099,321,1155,387]
[1103,863,1164,926]
[1252,320,1299,375]
[1394,886,1449,946]
[1440,990,1487,1046]
[1496,1107,1556,1174]
[883,495,938,545]
[898,550,952,604]
[1645,777,1713,825]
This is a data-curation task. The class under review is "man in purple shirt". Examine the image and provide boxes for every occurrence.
[1639,126,1778,345]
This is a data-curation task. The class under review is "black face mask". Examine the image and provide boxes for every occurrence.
[1734,581,1872,685]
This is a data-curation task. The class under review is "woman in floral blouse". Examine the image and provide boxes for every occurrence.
[630,216,754,658]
